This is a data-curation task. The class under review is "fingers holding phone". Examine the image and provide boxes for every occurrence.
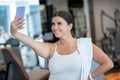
[10,6,25,35]
[11,17,25,35]
[14,17,25,29]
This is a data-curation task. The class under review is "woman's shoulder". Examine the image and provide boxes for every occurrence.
[45,42,57,59]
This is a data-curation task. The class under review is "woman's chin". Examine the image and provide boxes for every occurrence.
[55,36,60,38]
[55,35,61,38]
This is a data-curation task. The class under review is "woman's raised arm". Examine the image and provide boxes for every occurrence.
[10,17,53,59]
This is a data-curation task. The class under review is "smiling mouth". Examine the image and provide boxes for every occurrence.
[54,30,59,33]
[54,32,58,35]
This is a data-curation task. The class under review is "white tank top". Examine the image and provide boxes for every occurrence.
[48,38,93,80]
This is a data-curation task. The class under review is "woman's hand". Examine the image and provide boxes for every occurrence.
[10,17,25,35]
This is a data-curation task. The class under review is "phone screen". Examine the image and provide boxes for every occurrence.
[15,6,25,19]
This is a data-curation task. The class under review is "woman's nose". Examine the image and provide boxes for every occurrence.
[52,25,58,29]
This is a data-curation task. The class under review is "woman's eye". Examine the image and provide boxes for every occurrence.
[52,22,55,26]
[58,22,61,25]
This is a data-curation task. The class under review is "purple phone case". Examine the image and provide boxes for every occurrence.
[15,6,25,19]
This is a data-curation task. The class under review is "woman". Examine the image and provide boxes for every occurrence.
[10,10,113,80]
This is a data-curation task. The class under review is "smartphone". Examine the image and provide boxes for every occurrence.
[15,6,25,19]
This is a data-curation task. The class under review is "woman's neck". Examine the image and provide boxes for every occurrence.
[58,37,76,46]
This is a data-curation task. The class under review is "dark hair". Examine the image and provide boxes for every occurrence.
[52,10,76,38]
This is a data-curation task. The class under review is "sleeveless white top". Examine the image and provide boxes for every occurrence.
[48,38,93,80]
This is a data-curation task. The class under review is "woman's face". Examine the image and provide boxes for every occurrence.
[51,16,72,38]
